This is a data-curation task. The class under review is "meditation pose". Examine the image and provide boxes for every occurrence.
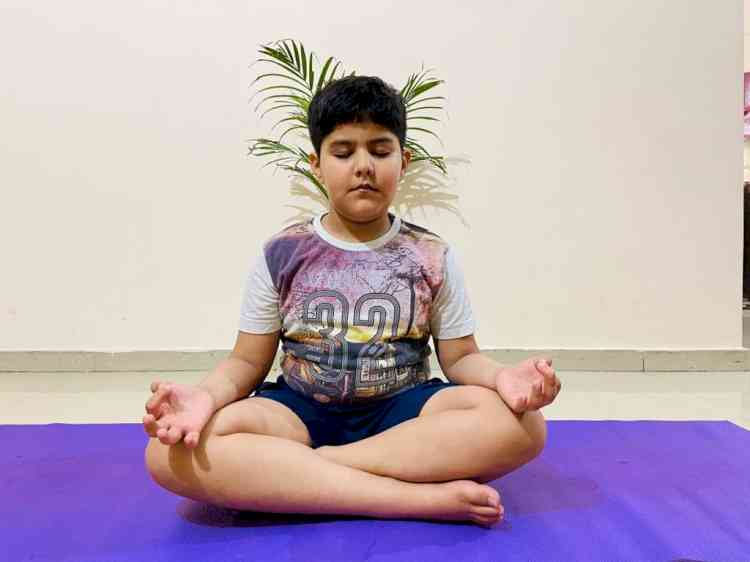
[143,75,561,527]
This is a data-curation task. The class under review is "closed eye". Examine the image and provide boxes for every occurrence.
[334,152,391,159]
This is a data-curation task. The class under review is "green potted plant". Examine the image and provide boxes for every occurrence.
[247,38,449,206]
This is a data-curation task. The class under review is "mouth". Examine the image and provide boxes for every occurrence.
[351,184,377,192]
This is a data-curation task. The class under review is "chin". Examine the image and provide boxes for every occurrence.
[336,203,390,223]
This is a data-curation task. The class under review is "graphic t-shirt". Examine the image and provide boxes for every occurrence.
[239,212,475,404]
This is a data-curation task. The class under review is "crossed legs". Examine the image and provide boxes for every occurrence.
[144,385,545,525]
[316,384,546,483]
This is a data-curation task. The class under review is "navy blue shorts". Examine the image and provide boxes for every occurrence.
[250,375,458,448]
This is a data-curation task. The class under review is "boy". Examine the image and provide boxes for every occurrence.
[143,75,561,528]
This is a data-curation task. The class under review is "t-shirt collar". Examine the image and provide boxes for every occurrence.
[313,211,401,251]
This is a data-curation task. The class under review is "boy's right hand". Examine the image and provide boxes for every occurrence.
[143,381,215,449]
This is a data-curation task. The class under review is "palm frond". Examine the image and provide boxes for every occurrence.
[406,105,444,113]
[277,124,309,143]
[280,165,328,199]
[406,95,446,108]
[260,102,302,121]
[408,126,443,144]
[407,116,441,123]
[315,57,335,93]
[253,90,311,114]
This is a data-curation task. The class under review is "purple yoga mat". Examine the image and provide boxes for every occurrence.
[2,420,748,562]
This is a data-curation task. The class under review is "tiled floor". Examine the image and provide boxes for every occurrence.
[2,369,748,430]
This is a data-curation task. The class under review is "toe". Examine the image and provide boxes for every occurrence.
[472,512,501,527]
[484,486,501,509]
[472,505,501,518]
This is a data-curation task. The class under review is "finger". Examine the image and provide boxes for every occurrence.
[143,414,159,437]
[535,380,547,407]
[155,422,179,445]
[143,413,168,437]
[527,381,543,409]
[512,395,528,413]
[533,380,543,395]
[540,377,562,406]
[538,365,556,383]
[543,380,558,402]
[150,380,162,393]
[184,431,200,449]
[166,425,184,445]
[536,359,555,374]
[146,386,172,415]
[535,360,549,375]
[156,426,170,444]
[145,386,167,413]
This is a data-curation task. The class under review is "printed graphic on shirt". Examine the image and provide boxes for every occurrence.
[264,218,448,404]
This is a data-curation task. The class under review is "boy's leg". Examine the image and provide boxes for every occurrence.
[316,385,546,483]
[144,397,503,526]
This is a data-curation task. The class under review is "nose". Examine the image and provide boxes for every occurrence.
[353,149,374,178]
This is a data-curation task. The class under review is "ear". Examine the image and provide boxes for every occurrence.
[400,148,412,176]
[309,152,322,180]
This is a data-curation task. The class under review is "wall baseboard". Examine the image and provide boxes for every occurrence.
[1,349,749,372]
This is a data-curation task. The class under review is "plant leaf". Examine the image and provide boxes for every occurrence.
[308,50,315,90]
[254,92,309,114]
[410,79,444,99]
[407,105,444,113]
[406,95,445,108]
[279,40,295,64]
[280,165,328,199]
[252,71,311,93]
[260,102,302,120]
[277,124,309,143]
[408,126,442,142]
[262,156,296,169]
[291,41,301,72]
[300,42,308,82]
[407,116,441,122]
[315,56,333,93]
[255,58,310,89]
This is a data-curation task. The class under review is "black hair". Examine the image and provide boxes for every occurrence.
[307,75,406,156]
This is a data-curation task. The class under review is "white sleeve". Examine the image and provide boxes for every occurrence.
[238,253,282,334]
[430,246,477,339]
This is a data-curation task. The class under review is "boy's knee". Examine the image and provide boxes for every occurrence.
[519,410,547,460]
[144,437,173,487]
[144,437,201,495]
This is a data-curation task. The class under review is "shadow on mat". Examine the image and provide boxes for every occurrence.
[178,500,369,527]
[178,499,511,530]
[498,459,603,516]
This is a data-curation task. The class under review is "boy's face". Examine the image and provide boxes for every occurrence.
[309,121,411,224]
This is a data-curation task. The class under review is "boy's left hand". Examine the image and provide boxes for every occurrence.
[494,358,561,414]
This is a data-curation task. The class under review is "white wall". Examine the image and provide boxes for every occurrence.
[0,0,743,351]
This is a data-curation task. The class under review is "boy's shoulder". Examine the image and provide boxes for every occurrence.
[397,216,444,244]
[262,217,316,248]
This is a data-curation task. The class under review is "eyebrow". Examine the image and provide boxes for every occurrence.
[328,137,395,148]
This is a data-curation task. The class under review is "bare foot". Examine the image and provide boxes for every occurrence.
[418,480,504,527]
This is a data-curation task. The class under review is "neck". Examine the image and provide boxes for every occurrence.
[322,210,393,243]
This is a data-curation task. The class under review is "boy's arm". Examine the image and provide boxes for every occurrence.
[434,334,561,412]
[197,330,280,411]
[433,334,503,390]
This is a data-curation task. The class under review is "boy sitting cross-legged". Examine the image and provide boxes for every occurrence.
[143,75,561,527]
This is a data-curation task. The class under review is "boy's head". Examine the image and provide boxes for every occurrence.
[308,75,411,225]
[308,75,406,156]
